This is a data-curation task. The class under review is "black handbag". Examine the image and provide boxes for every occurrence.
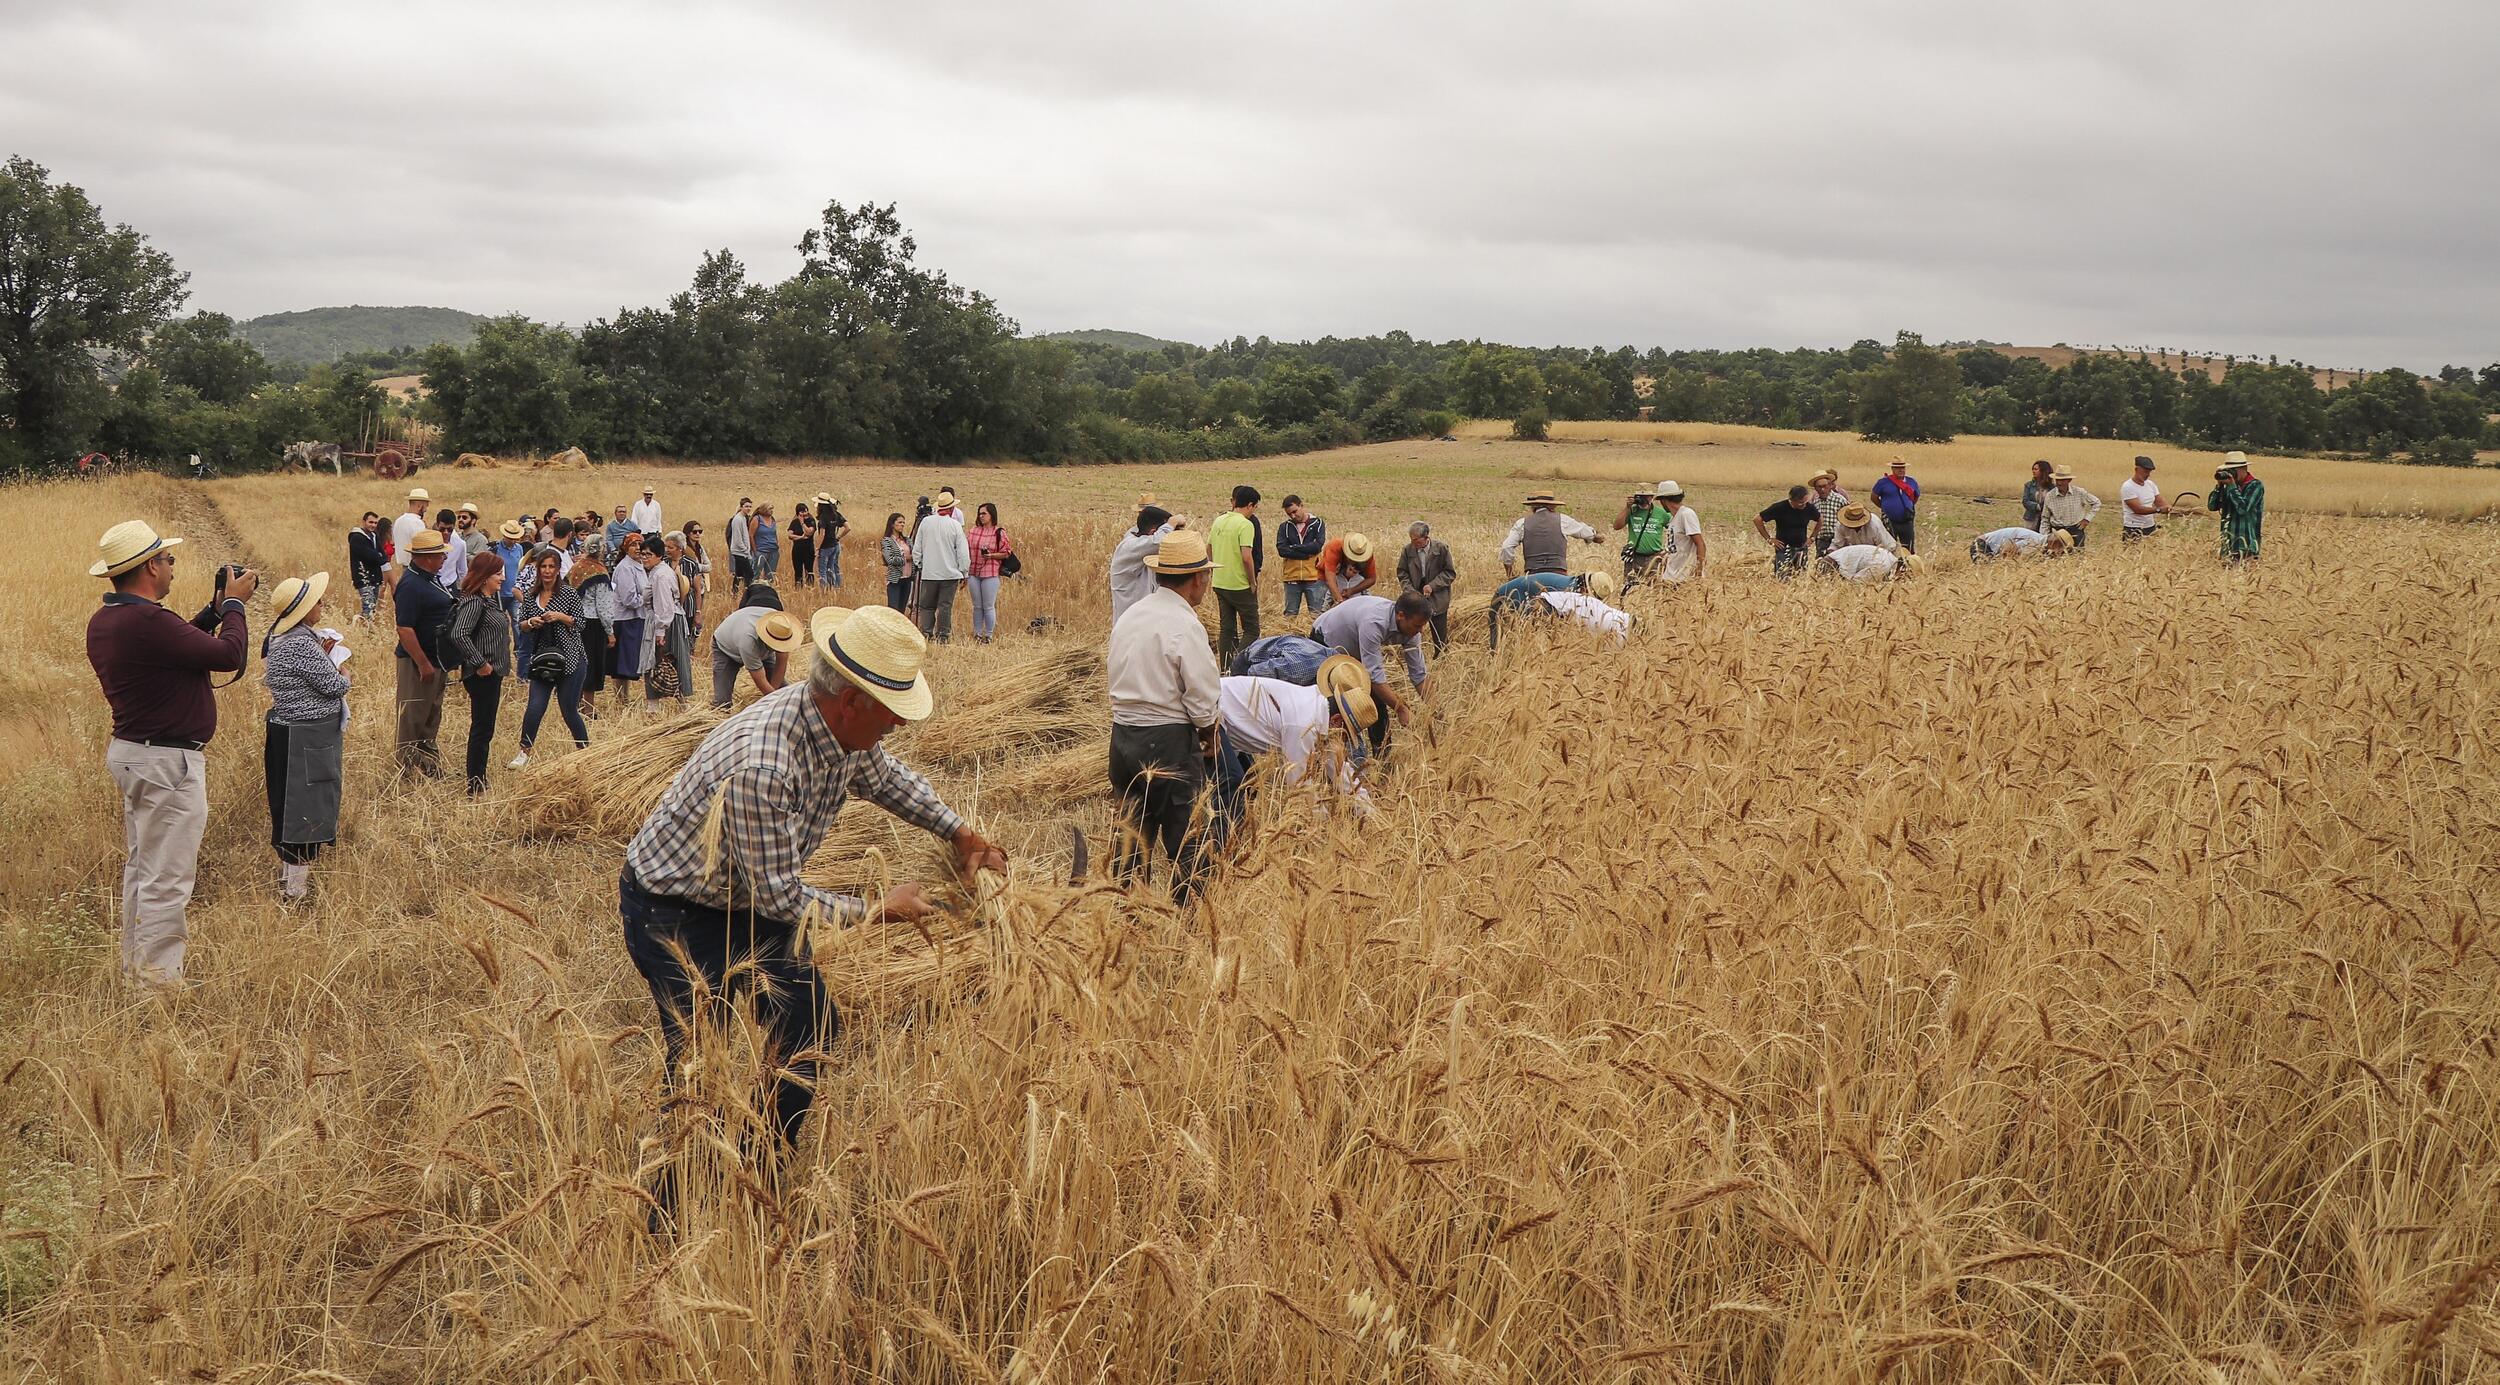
[528,647,569,684]
[997,535,1023,580]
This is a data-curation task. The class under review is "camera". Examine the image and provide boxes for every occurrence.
[2213,467,2233,483]
[213,562,247,595]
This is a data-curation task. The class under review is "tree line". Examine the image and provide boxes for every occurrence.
[4,154,2493,474]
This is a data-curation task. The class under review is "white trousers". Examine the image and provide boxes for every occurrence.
[105,740,209,986]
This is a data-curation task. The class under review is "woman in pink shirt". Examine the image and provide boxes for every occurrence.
[965,502,1016,643]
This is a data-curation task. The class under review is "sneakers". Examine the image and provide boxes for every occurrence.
[508,750,530,769]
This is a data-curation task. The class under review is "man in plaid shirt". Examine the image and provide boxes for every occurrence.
[622,605,1003,1217]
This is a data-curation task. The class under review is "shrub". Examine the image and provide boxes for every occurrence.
[1511,409,1550,442]
[1419,410,1455,439]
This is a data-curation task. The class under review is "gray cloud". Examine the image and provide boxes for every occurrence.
[6,0,2494,368]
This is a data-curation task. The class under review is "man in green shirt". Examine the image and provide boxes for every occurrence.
[1209,485,1261,664]
[2207,452,2264,563]
[1614,482,1672,586]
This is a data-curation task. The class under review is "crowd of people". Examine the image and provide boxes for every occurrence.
[80,449,2271,1223]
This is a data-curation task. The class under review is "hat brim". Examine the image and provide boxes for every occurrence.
[91,533,182,577]
[270,572,331,637]
[808,608,933,721]
[756,615,807,654]
[1148,555,1214,575]
[1316,654,1367,698]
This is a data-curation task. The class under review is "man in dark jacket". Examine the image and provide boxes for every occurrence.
[1274,495,1329,619]
[1396,521,1458,654]
[347,512,387,621]
[85,520,256,989]
[394,529,456,777]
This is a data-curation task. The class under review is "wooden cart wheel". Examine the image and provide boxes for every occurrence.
[373,449,407,479]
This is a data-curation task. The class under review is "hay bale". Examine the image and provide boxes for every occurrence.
[536,446,592,470]
[453,452,499,469]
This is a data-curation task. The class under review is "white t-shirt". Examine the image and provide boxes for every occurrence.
[1538,591,1632,641]
[1658,506,1704,582]
[1977,527,2048,555]
[390,511,427,570]
[2119,478,2161,529]
[1824,544,1900,582]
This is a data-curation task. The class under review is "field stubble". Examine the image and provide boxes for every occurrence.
[1,446,2497,1382]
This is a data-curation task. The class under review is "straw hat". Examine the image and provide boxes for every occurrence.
[755,611,805,654]
[1897,553,1927,578]
[2223,451,2250,470]
[936,488,957,508]
[814,492,833,506]
[2051,464,2075,481]
[498,520,526,541]
[1887,457,1907,469]
[267,573,330,637]
[1632,482,1657,498]
[642,485,655,495]
[1583,570,1618,603]
[1657,480,1684,499]
[2044,531,2072,553]
[1341,533,1374,564]
[1811,468,1838,486]
[89,520,184,577]
[1137,492,1157,508]
[1523,491,1558,507]
[1839,502,1871,526]
[405,529,449,556]
[807,606,933,720]
[458,501,480,515]
[406,487,429,502]
[1314,655,1379,730]
[1147,530,1215,575]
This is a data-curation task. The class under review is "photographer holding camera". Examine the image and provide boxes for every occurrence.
[85,520,257,990]
[1614,483,1673,586]
[2207,452,2265,563]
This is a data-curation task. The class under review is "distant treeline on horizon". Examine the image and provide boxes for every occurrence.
[9,155,2494,474]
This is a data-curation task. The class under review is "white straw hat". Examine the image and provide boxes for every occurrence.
[267,573,330,637]
[1582,570,1618,603]
[807,606,933,720]
[755,611,806,653]
[1316,655,1379,730]
[90,520,184,577]
[406,487,430,502]
[1341,533,1374,564]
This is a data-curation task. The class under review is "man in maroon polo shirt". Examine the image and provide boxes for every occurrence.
[85,520,257,989]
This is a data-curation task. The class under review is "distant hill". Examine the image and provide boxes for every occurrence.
[237,306,487,367]
[1034,328,1193,353]
[1949,343,2362,392]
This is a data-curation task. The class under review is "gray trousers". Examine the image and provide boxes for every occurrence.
[711,646,750,708]
[916,577,961,643]
[396,656,446,775]
[106,739,209,986]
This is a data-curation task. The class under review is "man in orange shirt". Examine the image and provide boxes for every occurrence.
[1316,531,1378,605]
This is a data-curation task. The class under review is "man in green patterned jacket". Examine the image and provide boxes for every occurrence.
[2207,451,2265,563]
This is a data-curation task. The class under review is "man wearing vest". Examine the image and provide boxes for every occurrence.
[1499,491,1602,579]
[1614,483,1673,586]
[86,521,256,989]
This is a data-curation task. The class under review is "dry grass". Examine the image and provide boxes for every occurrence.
[3,440,2498,1382]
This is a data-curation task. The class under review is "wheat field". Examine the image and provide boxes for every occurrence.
[3,435,2497,1383]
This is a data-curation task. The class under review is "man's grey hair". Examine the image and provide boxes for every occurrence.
[807,651,846,700]
[1410,520,1430,536]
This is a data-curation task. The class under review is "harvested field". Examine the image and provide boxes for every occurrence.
[2,436,2497,1382]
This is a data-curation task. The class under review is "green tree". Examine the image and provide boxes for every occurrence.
[422,315,584,454]
[1855,331,1961,443]
[0,156,188,467]
[146,311,270,405]
[1255,356,1344,428]
[1122,372,1203,431]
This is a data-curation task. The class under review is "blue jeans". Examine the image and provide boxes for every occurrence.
[755,545,779,581]
[357,580,380,619]
[969,574,1001,639]
[519,661,589,751]
[1283,580,1329,617]
[1490,574,1574,649]
[1228,635,1332,684]
[818,543,841,587]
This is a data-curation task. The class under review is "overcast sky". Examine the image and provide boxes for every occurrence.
[8,0,2496,369]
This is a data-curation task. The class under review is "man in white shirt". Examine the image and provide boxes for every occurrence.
[2119,456,2171,543]
[631,486,664,535]
[1817,545,1923,583]
[1655,481,1707,583]
[1107,530,1223,904]
[1214,655,1376,825]
[911,488,971,644]
[390,488,431,574]
[1970,527,2066,561]
[1108,502,1180,630]
[1519,571,1631,641]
